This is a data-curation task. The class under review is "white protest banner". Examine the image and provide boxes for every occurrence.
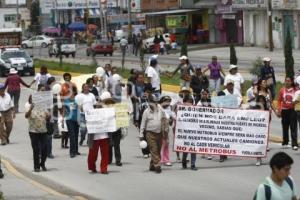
[32,91,53,109]
[114,103,130,128]
[174,105,270,157]
[85,108,116,133]
[211,94,239,108]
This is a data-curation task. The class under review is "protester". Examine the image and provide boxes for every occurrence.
[0,83,15,145]
[169,56,194,89]
[62,86,80,158]
[86,77,99,100]
[92,74,105,97]
[160,96,174,166]
[181,95,197,170]
[139,94,167,173]
[4,68,30,113]
[196,89,213,160]
[136,85,152,158]
[202,56,226,93]
[246,78,258,106]
[75,84,97,146]
[61,73,77,99]
[159,35,165,55]
[224,65,244,95]
[25,84,50,172]
[132,72,146,126]
[59,115,68,149]
[30,66,52,89]
[254,152,298,200]
[190,65,209,104]
[108,73,123,103]
[277,77,298,150]
[260,57,276,99]
[153,35,160,54]
[145,59,161,97]
[87,92,112,174]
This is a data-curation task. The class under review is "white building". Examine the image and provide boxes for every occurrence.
[0,0,30,29]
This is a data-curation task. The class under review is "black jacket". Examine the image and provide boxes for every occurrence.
[190,75,209,94]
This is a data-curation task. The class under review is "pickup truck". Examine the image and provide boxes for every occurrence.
[48,38,76,58]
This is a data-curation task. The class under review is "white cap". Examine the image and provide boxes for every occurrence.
[9,68,18,74]
[179,55,188,60]
[96,67,105,77]
[100,91,113,101]
[263,57,271,62]
[226,79,234,85]
[229,64,237,70]
[112,74,121,82]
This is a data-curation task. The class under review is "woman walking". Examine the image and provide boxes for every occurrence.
[25,84,50,172]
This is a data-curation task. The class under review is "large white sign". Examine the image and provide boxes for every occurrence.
[174,105,270,157]
[32,91,53,110]
[232,0,266,9]
[53,0,100,9]
[85,108,116,133]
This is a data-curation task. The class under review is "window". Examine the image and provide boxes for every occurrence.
[4,14,16,22]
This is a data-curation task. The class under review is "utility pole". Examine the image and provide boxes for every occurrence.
[128,0,132,42]
[268,0,274,51]
[99,0,107,40]
[16,0,20,27]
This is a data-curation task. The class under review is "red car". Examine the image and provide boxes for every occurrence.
[86,41,113,56]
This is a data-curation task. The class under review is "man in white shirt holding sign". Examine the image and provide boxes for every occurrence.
[75,84,97,146]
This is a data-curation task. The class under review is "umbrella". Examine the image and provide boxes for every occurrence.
[42,27,61,34]
[88,24,98,30]
[68,22,86,31]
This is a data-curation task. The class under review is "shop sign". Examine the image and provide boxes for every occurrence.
[272,0,297,9]
[215,5,232,14]
[222,14,236,19]
[166,15,188,28]
[40,0,54,14]
[232,0,266,9]
[53,0,100,9]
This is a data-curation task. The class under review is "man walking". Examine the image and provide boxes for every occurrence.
[260,57,276,99]
[254,152,298,200]
[0,83,15,145]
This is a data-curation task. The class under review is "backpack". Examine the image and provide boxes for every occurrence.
[253,177,294,200]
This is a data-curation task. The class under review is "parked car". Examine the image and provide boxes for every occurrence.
[48,38,76,58]
[143,33,170,52]
[22,35,54,48]
[86,41,113,56]
[0,48,34,76]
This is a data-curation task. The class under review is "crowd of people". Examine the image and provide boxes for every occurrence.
[0,53,299,177]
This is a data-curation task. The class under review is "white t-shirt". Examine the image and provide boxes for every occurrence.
[159,41,165,48]
[75,93,96,113]
[224,73,244,94]
[120,38,128,46]
[0,93,14,111]
[34,73,51,86]
[146,66,160,91]
[255,176,297,200]
[295,75,300,86]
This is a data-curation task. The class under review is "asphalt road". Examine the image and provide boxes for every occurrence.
[0,76,299,200]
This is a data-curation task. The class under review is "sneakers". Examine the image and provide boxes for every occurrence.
[47,154,54,159]
[182,162,187,169]
[176,157,181,163]
[164,162,172,166]
[191,165,198,171]
[293,146,298,151]
[41,165,47,171]
[149,165,155,171]
[116,162,123,166]
[143,154,149,159]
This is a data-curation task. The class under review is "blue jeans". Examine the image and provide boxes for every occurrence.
[182,153,196,166]
[66,120,79,155]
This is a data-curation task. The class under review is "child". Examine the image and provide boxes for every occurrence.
[59,116,69,148]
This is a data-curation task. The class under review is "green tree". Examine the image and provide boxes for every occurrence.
[284,28,294,77]
[249,57,263,78]
[180,35,188,56]
[230,42,238,65]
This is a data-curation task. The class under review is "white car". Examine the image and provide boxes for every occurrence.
[143,33,170,49]
[22,35,54,48]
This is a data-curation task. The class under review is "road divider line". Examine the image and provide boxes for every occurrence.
[2,159,87,200]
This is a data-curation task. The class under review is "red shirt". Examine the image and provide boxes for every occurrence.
[5,74,29,92]
[277,87,296,111]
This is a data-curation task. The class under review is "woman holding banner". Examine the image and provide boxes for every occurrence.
[25,84,50,172]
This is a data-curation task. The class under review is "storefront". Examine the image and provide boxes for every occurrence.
[145,9,210,44]
[272,0,297,49]
[232,0,267,47]
[214,0,244,44]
